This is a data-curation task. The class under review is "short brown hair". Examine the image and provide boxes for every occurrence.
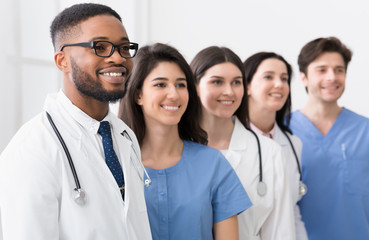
[298,37,353,75]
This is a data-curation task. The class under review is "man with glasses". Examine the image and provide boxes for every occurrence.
[0,3,151,239]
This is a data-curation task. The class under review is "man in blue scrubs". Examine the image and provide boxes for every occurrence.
[290,37,369,240]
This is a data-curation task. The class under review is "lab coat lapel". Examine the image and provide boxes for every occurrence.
[274,125,289,150]
[110,116,136,214]
[226,117,248,170]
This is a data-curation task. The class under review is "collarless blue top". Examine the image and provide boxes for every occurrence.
[144,140,251,240]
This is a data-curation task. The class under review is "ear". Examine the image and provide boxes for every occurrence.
[135,89,143,105]
[54,51,70,73]
[300,72,308,88]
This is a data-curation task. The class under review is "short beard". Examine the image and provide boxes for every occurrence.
[71,58,127,103]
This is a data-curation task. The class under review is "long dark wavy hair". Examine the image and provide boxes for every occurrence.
[244,52,293,133]
[190,46,249,129]
[119,43,208,145]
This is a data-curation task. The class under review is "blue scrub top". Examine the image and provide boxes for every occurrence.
[290,108,369,240]
[144,140,251,240]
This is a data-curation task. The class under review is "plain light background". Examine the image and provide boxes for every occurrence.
[1,0,368,152]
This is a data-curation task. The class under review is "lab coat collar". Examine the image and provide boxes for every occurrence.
[250,122,276,139]
[273,125,289,147]
[43,90,100,134]
[44,90,129,136]
[226,117,249,170]
[228,117,249,151]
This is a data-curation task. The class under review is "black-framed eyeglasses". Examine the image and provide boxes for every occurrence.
[59,41,139,59]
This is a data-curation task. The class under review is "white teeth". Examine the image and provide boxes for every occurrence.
[270,93,282,97]
[163,106,179,111]
[220,101,233,105]
[101,72,123,77]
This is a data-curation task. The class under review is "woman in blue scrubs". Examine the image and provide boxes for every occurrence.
[119,43,251,240]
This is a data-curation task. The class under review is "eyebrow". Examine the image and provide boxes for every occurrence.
[209,76,224,79]
[90,36,130,42]
[151,77,187,82]
[314,65,345,69]
[263,71,288,75]
[209,75,243,80]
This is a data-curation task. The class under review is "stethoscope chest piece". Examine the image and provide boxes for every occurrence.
[144,179,152,187]
[73,188,86,206]
[257,181,267,197]
[299,181,308,196]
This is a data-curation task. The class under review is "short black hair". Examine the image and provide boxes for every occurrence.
[50,3,122,51]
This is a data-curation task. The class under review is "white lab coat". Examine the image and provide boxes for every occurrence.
[0,91,152,240]
[224,117,295,240]
[274,126,308,240]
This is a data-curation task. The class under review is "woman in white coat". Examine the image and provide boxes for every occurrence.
[191,46,295,240]
[244,52,308,240]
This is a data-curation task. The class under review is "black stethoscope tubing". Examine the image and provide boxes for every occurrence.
[46,112,81,190]
[46,111,151,205]
[281,129,303,181]
[248,129,263,183]
[248,127,305,196]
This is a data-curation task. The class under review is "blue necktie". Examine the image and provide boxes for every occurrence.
[98,121,125,198]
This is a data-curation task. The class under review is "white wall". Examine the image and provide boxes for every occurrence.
[141,0,369,120]
[1,0,368,152]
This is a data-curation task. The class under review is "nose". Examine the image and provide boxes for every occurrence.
[223,83,234,96]
[275,78,284,88]
[105,48,127,64]
[326,68,336,81]
[167,85,179,100]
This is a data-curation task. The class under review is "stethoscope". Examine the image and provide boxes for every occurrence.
[46,111,152,206]
[248,128,307,197]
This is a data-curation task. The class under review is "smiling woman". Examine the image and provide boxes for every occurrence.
[119,43,251,240]
[244,52,308,239]
[192,47,297,239]
[135,61,189,128]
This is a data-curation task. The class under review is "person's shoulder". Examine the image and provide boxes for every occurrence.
[1,112,59,172]
[184,141,226,164]
[343,108,369,123]
[5,112,49,148]
[289,110,303,121]
[184,140,218,154]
